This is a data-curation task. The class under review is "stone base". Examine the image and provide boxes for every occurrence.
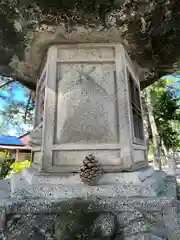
[1,167,178,239]
[0,194,179,239]
[10,167,170,200]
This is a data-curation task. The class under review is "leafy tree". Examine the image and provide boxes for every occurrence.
[152,79,180,151]
[0,77,35,136]
[6,160,31,179]
[0,158,14,179]
[143,86,161,168]
[142,77,180,167]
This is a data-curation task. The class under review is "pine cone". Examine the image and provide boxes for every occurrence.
[80,154,102,186]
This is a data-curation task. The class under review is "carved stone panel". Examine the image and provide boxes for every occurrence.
[52,150,121,172]
[55,62,118,144]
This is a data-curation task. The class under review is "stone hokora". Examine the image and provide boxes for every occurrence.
[55,68,117,144]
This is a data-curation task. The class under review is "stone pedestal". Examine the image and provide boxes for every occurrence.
[8,159,179,239]
[4,169,179,239]
[11,166,172,200]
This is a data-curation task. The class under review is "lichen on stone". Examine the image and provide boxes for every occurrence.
[0,0,179,90]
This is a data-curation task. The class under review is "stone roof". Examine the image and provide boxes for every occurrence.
[0,0,180,90]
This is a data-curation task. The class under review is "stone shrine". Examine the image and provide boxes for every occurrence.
[10,43,173,199]
[10,43,166,199]
[2,43,179,239]
[31,43,147,173]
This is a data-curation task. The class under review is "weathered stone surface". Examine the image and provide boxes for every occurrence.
[11,167,169,201]
[5,213,57,240]
[54,201,98,240]
[0,204,6,231]
[29,125,42,147]
[117,211,143,227]
[114,233,164,240]
[168,230,180,240]
[91,213,116,239]
[0,180,10,202]
[31,43,149,173]
[22,167,155,185]
[121,219,152,237]
[0,195,179,239]
[1,172,180,239]
[55,65,117,145]
[0,0,180,89]
[151,237,164,240]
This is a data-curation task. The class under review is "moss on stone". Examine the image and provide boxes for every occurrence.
[55,200,98,240]
[0,0,180,89]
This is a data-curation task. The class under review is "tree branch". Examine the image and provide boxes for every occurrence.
[0,79,15,89]
[24,93,32,123]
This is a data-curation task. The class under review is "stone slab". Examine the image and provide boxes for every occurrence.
[22,166,155,185]
[1,196,177,216]
[11,168,166,199]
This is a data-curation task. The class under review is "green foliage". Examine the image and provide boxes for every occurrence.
[6,160,31,178]
[143,78,180,152]
[0,80,34,135]
[0,151,14,178]
[0,150,12,163]
[152,83,180,121]
[0,158,31,179]
[152,80,180,150]
[0,158,14,179]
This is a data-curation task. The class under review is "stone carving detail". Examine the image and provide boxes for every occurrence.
[55,64,118,144]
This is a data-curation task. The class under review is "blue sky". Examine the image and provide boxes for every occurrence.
[0,81,33,136]
[0,82,26,105]
[163,74,180,97]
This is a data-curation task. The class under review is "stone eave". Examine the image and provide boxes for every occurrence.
[0,0,180,91]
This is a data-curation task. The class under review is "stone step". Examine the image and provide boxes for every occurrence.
[22,167,156,185]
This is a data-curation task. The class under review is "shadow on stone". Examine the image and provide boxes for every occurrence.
[55,200,116,240]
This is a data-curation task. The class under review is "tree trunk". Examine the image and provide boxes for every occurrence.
[144,87,161,169]
[160,137,169,166]
[141,92,150,154]
[143,116,149,154]
[161,138,168,157]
